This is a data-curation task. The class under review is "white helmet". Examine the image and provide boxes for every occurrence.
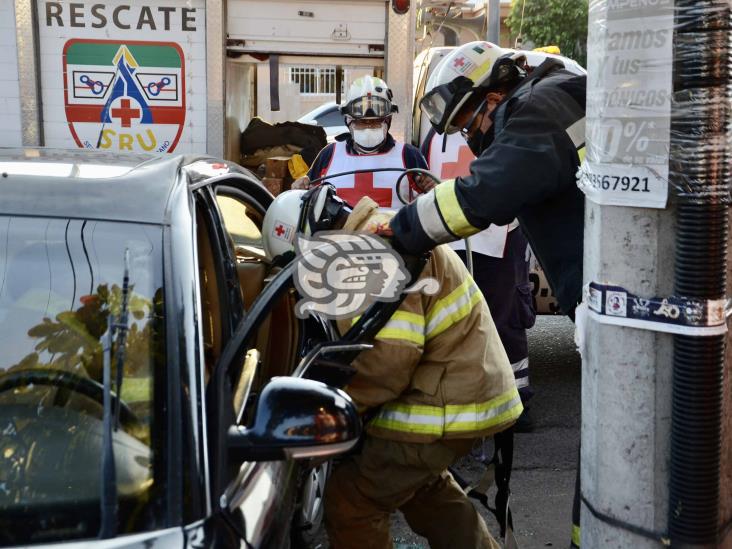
[341,75,398,120]
[420,41,526,135]
[262,186,351,260]
[262,190,306,260]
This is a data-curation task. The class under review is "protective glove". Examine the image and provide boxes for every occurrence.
[292,175,311,190]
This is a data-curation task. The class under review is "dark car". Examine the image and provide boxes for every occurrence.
[0,149,363,548]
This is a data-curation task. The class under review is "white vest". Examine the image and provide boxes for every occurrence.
[323,140,408,209]
[426,132,513,259]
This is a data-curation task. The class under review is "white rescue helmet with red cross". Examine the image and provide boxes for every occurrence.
[262,186,352,260]
[340,75,398,121]
[262,190,307,260]
[420,41,526,135]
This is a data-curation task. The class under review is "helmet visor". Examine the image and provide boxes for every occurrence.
[342,96,393,119]
[419,76,475,134]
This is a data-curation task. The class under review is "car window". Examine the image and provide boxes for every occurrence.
[214,189,267,311]
[216,194,263,250]
[314,108,346,128]
[0,216,164,544]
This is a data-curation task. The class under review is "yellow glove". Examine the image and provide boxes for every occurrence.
[288,153,309,179]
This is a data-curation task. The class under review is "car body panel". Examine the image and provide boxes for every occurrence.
[0,149,332,548]
[39,528,185,549]
[297,102,348,142]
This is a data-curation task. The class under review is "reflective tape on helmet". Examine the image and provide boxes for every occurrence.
[426,278,482,340]
[369,386,523,436]
[434,180,481,238]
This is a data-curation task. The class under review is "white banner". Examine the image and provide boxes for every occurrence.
[580,9,674,208]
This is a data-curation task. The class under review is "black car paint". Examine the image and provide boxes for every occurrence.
[0,151,320,548]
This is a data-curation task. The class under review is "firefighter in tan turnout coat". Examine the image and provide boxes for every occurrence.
[262,188,522,549]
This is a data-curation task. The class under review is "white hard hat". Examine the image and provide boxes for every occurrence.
[262,186,352,260]
[420,41,526,134]
[262,189,307,260]
[341,75,398,120]
[521,49,586,75]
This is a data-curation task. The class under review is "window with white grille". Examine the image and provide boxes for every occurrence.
[289,66,345,95]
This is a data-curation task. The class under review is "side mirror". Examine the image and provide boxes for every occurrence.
[228,377,361,462]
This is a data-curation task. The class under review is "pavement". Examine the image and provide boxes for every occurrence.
[316,315,581,549]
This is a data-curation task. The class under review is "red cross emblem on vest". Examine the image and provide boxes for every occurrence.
[338,172,392,207]
[453,57,466,68]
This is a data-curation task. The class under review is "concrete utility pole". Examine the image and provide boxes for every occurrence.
[485,0,500,45]
[581,0,732,546]
[385,3,416,143]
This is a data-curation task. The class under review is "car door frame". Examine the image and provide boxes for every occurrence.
[189,170,298,547]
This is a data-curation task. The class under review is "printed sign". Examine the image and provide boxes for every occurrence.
[38,0,206,153]
[579,4,674,208]
[64,40,185,152]
[585,282,728,336]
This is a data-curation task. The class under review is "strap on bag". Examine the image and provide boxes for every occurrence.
[449,427,518,546]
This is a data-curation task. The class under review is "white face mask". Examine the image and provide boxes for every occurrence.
[352,123,387,151]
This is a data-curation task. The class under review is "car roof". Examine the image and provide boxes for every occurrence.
[0,148,202,224]
[297,101,339,122]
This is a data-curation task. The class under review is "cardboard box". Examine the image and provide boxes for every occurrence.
[265,156,292,179]
[262,177,283,196]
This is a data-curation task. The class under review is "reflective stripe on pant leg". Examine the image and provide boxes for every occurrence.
[433,179,481,238]
[511,357,530,390]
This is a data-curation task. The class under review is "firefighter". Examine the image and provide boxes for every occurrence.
[422,128,536,427]
[262,185,522,549]
[292,75,430,206]
[389,41,587,548]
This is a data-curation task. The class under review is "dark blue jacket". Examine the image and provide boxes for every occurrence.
[390,61,586,314]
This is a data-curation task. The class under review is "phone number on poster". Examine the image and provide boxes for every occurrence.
[585,173,650,192]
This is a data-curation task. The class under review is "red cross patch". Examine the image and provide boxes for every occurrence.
[272,221,294,242]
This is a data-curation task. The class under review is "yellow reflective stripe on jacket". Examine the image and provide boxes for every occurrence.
[416,190,453,243]
[425,278,482,340]
[444,387,523,432]
[370,402,445,435]
[353,310,425,346]
[370,386,522,436]
[434,179,481,238]
[578,145,586,163]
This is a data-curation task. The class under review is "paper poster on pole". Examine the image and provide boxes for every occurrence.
[37,0,207,153]
[579,3,674,208]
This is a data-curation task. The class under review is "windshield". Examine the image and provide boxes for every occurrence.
[0,216,165,545]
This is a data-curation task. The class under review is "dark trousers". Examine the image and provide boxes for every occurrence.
[455,228,535,401]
